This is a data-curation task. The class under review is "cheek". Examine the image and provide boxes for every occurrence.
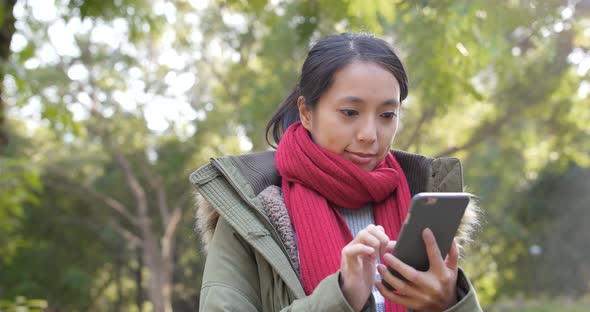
[324,128,350,152]
[315,119,351,153]
[380,121,398,147]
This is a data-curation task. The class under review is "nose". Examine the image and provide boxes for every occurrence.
[357,117,377,143]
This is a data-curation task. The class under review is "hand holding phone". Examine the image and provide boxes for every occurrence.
[382,192,471,291]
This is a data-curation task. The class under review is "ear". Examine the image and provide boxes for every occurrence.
[297,96,313,131]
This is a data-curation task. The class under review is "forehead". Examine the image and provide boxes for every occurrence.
[321,60,401,105]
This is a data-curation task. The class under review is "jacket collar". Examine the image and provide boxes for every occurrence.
[223,150,437,197]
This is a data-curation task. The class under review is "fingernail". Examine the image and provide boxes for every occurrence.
[377,264,385,274]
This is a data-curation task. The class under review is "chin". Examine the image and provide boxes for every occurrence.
[361,163,378,172]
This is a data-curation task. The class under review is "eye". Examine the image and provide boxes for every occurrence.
[340,109,359,117]
[381,111,398,119]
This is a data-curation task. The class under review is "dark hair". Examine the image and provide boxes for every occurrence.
[265,32,409,146]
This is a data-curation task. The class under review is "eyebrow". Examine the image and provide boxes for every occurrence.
[339,96,399,107]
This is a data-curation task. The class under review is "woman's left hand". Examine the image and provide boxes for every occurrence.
[375,228,459,312]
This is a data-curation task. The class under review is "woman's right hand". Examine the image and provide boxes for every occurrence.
[340,224,392,312]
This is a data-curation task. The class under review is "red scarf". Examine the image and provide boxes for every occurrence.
[276,122,411,312]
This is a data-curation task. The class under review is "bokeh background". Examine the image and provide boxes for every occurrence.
[1,0,589,311]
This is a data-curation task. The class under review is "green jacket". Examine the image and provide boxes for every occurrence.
[191,150,482,311]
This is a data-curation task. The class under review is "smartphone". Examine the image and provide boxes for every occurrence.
[382,192,471,291]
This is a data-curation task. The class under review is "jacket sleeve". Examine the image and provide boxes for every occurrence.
[280,271,357,312]
[441,269,482,312]
[200,217,357,312]
[199,217,262,311]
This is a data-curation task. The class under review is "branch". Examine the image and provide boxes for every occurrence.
[105,145,160,254]
[161,207,182,260]
[110,220,143,249]
[434,109,514,158]
[46,170,140,227]
[55,215,144,254]
[97,133,150,220]
[200,53,242,108]
[140,159,170,225]
[400,108,435,151]
[81,79,157,247]
[161,189,191,260]
[172,188,192,214]
[82,86,150,221]
[155,179,169,225]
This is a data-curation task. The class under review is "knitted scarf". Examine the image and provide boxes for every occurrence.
[275,122,411,312]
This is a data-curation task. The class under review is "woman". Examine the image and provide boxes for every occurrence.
[191,33,482,311]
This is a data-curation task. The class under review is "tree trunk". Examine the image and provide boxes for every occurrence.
[109,145,175,312]
[142,235,169,312]
[161,243,175,312]
[140,219,176,312]
[142,238,174,312]
[114,251,123,312]
[135,248,144,312]
[0,0,17,155]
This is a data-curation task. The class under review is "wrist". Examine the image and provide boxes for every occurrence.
[338,272,365,312]
[444,285,459,310]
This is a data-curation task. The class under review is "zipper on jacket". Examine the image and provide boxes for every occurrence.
[211,158,295,271]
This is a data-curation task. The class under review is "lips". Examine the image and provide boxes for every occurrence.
[346,151,377,166]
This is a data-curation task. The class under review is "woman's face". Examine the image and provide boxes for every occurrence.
[298,60,401,171]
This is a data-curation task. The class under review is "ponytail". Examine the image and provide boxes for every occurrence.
[265,85,301,147]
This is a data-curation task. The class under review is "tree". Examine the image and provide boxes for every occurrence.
[0,0,17,155]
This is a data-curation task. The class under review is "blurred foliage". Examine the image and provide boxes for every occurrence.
[0,296,48,312]
[488,294,590,312]
[508,162,590,296]
[1,0,589,310]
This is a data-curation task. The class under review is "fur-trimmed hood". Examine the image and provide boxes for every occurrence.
[194,190,219,253]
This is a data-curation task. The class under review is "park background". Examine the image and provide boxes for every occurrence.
[1,0,589,311]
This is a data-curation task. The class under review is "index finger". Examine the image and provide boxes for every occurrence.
[382,253,421,285]
[366,225,390,256]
